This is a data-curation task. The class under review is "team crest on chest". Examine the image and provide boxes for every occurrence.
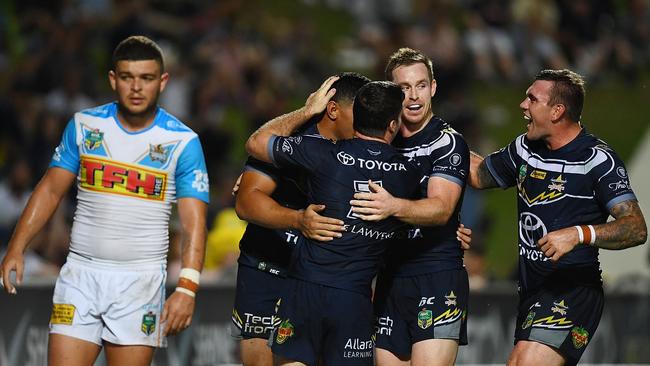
[149,144,169,163]
[84,128,104,150]
[548,175,567,192]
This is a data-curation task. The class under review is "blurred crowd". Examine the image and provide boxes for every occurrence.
[1,0,648,285]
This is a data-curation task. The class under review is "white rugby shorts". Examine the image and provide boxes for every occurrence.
[49,257,167,347]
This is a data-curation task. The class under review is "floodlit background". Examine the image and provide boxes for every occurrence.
[0,0,648,364]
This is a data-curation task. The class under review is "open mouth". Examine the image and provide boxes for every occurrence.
[406,104,422,112]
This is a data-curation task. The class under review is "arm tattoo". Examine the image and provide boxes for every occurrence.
[594,200,648,250]
[477,160,499,189]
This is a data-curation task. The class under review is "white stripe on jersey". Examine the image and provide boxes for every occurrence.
[515,135,611,175]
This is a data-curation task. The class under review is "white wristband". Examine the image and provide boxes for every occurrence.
[179,268,201,285]
[574,226,584,244]
[587,225,596,245]
[175,287,196,298]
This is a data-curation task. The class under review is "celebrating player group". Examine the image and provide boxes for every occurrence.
[0,35,646,366]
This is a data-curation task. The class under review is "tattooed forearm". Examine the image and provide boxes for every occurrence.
[477,162,499,189]
[593,200,648,250]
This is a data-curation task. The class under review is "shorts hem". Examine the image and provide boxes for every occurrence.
[49,328,103,347]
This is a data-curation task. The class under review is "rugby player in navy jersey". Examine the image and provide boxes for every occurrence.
[350,48,470,366]
[469,69,647,366]
[231,73,369,366]
[245,80,432,366]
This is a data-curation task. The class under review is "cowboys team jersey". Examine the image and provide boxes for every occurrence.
[485,129,637,294]
[50,102,209,266]
[237,122,320,273]
[270,135,429,296]
[385,116,470,276]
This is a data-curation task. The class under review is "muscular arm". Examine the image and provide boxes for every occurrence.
[162,197,207,335]
[235,170,345,241]
[1,167,76,294]
[235,170,301,229]
[350,177,462,226]
[538,200,647,262]
[469,151,499,189]
[593,200,647,250]
[245,76,338,163]
[392,177,462,226]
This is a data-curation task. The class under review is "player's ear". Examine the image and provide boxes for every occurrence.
[326,100,338,120]
[430,78,437,98]
[551,103,566,122]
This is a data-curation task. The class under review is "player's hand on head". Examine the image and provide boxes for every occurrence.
[537,227,580,262]
[457,224,472,250]
[349,181,396,221]
[299,204,345,242]
[161,290,196,336]
[0,250,24,295]
[304,75,339,117]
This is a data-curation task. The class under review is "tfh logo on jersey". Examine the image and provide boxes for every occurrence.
[80,156,167,200]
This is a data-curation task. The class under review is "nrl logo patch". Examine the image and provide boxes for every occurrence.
[571,326,589,349]
[417,308,433,329]
[149,144,169,163]
[84,128,104,150]
[141,311,156,336]
[522,311,535,329]
[276,319,295,344]
[517,164,528,188]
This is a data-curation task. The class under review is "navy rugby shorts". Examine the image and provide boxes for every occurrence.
[374,268,469,357]
[270,278,374,366]
[514,283,604,366]
[231,264,284,340]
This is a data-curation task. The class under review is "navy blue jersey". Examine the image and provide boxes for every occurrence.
[485,129,637,295]
[385,116,470,276]
[237,122,322,273]
[270,135,429,296]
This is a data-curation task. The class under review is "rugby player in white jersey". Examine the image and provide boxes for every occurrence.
[0,36,209,366]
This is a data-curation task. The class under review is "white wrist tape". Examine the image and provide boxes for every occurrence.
[175,287,196,298]
[574,226,584,244]
[179,268,201,285]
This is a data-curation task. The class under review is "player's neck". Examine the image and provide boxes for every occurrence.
[400,111,433,138]
[545,121,582,150]
[116,108,157,132]
[317,120,336,140]
[353,131,388,144]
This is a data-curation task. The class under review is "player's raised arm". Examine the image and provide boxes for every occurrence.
[0,167,76,295]
[245,75,339,163]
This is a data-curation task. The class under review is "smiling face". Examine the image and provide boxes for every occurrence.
[390,62,436,132]
[520,79,556,142]
[109,59,168,121]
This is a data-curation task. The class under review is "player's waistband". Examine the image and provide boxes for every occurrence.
[67,250,167,272]
[239,255,287,277]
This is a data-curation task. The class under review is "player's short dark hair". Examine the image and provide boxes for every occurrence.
[535,69,585,122]
[112,36,165,73]
[353,81,404,138]
[385,47,434,82]
[330,72,371,105]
